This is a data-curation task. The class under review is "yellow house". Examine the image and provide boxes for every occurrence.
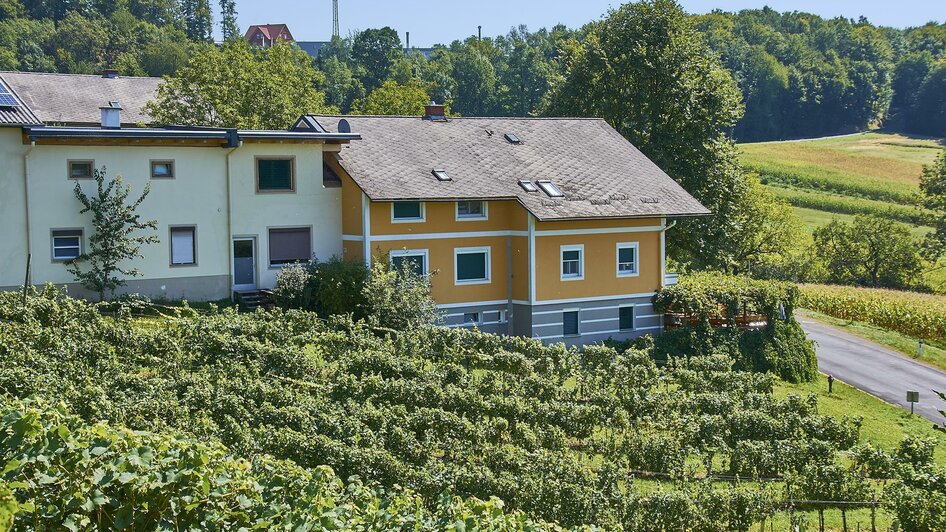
[311,105,709,345]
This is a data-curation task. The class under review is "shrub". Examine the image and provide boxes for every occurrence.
[362,259,439,331]
[272,256,370,317]
[653,273,818,382]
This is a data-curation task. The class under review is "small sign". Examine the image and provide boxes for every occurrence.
[907,391,920,403]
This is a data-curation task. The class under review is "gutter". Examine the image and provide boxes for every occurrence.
[23,126,361,143]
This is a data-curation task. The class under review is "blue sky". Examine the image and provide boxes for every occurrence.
[232,0,945,45]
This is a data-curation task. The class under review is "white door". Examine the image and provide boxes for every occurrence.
[232,238,256,291]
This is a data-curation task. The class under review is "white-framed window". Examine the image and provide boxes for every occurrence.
[619,305,635,331]
[616,242,640,277]
[391,201,425,223]
[560,244,584,281]
[151,160,175,179]
[563,309,580,336]
[463,312,480,324]
[170,226,197,266]
[51,229,82,261]
[390,249,429,276]
[454,246,491,284]
[456,200,488,220]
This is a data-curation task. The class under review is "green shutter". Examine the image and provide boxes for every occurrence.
[456,252,487,281]
[619,307,634,330]
[258,159,293,190]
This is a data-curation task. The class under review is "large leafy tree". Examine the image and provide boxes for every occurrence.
[351,27,401,93]
[921,150,946,263]
[450,44,497,116]
[813,215,923,289]
[352,80,430,116]
[68,167,159,301]
[218,0,238,41]
[545,0,756,272]
[146,40,335,129]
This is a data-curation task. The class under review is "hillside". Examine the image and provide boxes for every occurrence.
[739,132,945,288]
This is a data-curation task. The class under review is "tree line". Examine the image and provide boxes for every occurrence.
[3,1,943,139]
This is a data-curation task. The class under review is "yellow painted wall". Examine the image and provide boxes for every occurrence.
[342,240,361,262]
[535,217,662,231]
[369,200,526,236]
[338,164,363,236]
[534,230,661,301]
[371,236,510,304]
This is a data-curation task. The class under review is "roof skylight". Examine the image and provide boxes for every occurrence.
[518,180,538,192]
[536,180,564,198]
[432,169,452,181]
[504,133,521,144]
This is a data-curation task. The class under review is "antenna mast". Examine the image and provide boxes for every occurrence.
[332,0,340,38]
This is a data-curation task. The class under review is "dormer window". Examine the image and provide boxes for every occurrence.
[536,180,564,198]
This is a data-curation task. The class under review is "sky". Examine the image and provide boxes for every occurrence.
[232,0,945,46]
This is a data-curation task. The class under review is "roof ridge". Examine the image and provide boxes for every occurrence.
[309,114,607,121]
[0,71,162,81]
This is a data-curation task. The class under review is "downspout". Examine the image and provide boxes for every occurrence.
[225,134,243,298]
[659,219,677,288]
[23,140,35,284]
[361,192,371,265]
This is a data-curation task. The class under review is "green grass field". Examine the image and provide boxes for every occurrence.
[740,132,946,291]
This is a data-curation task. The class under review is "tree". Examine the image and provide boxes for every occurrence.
[907,63,946,137]
[351,27,401,93]
[545,0,752,272]
[218,0,238,41]
[180,0,211,42]
[362,259,439,331]
[921,150,946,262]
[813,215,923,289]
[728,179,805,276]
[352,80,430,116]
[891,51,934,111]
[146,40,335,129]
[451,44,497,116]
[68,167,158,301]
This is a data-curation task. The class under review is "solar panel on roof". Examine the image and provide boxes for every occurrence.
[0,81,20,107]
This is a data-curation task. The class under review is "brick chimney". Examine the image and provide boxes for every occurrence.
[423,101,446,121]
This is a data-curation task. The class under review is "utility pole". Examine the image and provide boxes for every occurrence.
[332,0,340,38]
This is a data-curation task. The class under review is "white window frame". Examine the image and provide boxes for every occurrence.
[51,229,83,262]
[391,201,426,223]
[563,308,581,337]
[616,242,640,277]
[560,244,584,281]
[618,305,635,331]
[463,311,481,324]
[536,179,564,198]
[389,248,429,276]
[454,246,491,285]
[456,200,488,221]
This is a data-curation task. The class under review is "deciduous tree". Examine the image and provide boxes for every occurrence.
[67,166,158,301]
[352,80,430,116]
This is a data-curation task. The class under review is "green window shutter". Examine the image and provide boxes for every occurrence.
[619,307,634,330]
[258,159,293,190]
[456,252,487,281]
[563,311,579,336]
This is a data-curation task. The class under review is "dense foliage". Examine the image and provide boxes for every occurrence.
[652,273,818,382]
[799,283,946,345]
[813,214,924,290]
[0,287,885,528]
[921,150,946,261]
[0,398,560,530]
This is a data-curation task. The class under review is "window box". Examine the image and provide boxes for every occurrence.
[617,242,640,277]
[391,201,425,222]
[560,244,584,281]
[170,226,196,266]
[456,200,487,220]
[454,246,491,284]
[268,227,311,267]
[256,157,295,193]
[51,229,82,261]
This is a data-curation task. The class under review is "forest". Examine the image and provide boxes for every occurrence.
[1,1,944,139]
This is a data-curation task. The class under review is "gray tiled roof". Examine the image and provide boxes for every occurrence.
[312,115,711,221]
[0,72,161,126]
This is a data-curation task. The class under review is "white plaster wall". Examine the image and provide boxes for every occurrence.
[229,143,341,289]
[0,128,28,288]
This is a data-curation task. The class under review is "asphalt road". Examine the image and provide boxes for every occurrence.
[799,316,946,423]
